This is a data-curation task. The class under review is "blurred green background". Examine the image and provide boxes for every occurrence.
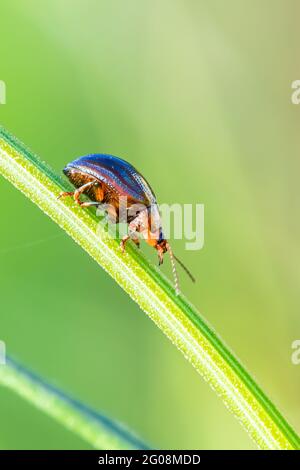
[0,0,299,450]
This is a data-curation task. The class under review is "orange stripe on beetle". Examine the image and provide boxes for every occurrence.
[59,153,195,294]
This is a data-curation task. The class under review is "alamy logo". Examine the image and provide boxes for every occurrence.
[0,80,6,104]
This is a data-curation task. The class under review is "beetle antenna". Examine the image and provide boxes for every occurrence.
[166,243,180,295]
[173,254,196,283]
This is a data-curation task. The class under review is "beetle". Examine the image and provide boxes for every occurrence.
[58,154,195,294]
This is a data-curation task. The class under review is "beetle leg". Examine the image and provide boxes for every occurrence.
[157,246,164,265]
[73,180,97,205]
[58,180,97,203]
[78,201,100,208]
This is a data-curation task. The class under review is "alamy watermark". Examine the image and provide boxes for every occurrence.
[0,80,6,104]
[0,340,6,365]
[291,340,300,365]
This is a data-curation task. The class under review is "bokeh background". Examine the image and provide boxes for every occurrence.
[0,0,299,450]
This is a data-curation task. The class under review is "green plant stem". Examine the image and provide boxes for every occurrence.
[0,126,299,450]
[0,357,148,450]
